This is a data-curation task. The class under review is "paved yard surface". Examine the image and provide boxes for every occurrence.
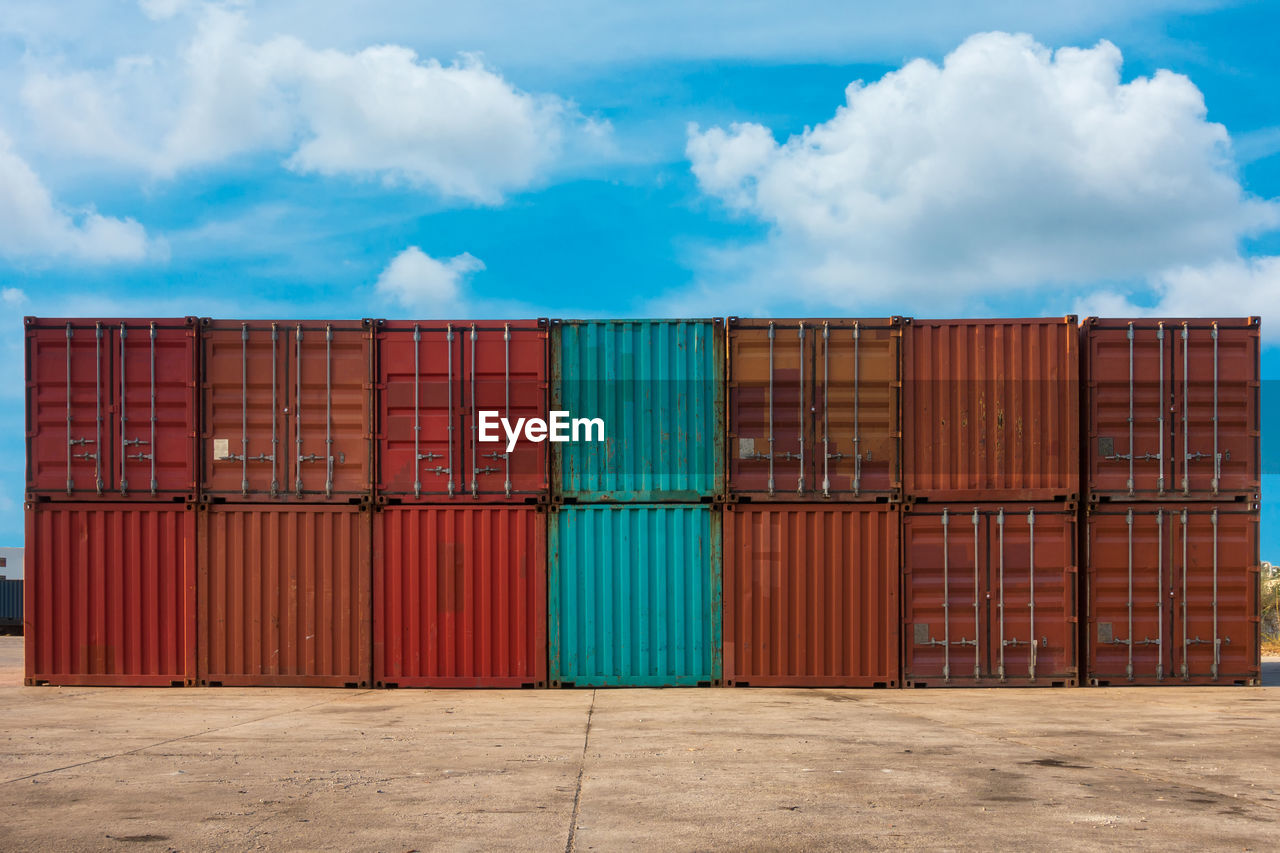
[1,636,1277,851]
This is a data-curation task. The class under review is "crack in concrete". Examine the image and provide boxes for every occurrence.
[564,689,596,853]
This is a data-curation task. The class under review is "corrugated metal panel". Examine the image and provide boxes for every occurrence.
[1082,317,1259,502]
[727,318,901,502]
[25,505,195,686]
[723,504,899,687]
[198,505,371,687]
[903,318,1078,501]
[552,320,724,502]
[374,506,547,687]
[0,579,24,631]
[375,320,549,503]
[200,319,373,503]
[26,317,198,501]
[1086,503,1259,686]
[549,505,721,686]
[902,502,1077,687]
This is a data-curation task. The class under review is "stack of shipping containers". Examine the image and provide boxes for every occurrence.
[1081,318,1261,685]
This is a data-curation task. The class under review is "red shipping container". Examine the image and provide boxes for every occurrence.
[903,318,1078,502]
[723,504,899,687]
[375,320,549,503]
[25,504,195,686]
[26,317,198,502]
[198,505,371,687]
[1086,503,1259,686]
[200,319,373,503]
[374,506,547,687]
[1082,317,1259,502]
[902,502,1078,687]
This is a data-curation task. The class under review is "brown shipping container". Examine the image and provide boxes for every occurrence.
[1086,503,1259,686]
[723,504,899,687]
[902,502,1077,687]
[375,320,549,503]
[200,319,373,503]
[374,506,547,687]
[25,504,195,686]
[198,505,371,687]
[1082,317,1259,502]
[726,318,901,502]
[903,318,1078,501]
[26,317,198,501]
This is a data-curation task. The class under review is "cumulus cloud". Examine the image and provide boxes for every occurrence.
[375,246,485,310]
[685,32,1279,314]
[1076,256,1280,321]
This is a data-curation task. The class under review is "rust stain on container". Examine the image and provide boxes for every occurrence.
[1082,317,1259,502]
[25,504,195,686]
[903,318,1078,501]
[1086,503,1259,686]
[374,506,547,687]
[727,318,901,502]
[198,505,371,687]
[723,504,899,687]
[902,502,1078,687]
[200,319,373,503]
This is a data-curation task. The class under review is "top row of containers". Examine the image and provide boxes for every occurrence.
[25,315,1259,505]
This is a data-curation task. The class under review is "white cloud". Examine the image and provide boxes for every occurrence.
[684,32,1279,314]
[137,0,189,20]
[375,246,485,310]
[1,288,27,306]
[1077,255,1280,324]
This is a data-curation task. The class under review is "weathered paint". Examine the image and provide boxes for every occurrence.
[552,320,724,502]
[25,504,195,686]
[374,506,547,687]
[549,505,721,686]
[723,504,899,687]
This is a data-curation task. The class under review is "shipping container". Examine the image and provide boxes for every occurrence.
[25,505,195,686]
[26,317,198,502]
[726,318,901,502]
[1082,317,1259,502]
[549,504,721,686]
[374,506,546,687]
[1085,503,1259,685]
[198,505,371,687]
[200,319,373,503]
[552,320,724,502]
[0,578,24,634]
[903,318,1078,502]
[723,504,899,687]
[902,502,1077,687]
[375,320,549,503]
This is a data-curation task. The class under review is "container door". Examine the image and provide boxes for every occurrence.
[203,322,288,498]
[116,321,196,499]
[728,322,811,497]
[379,324,458,499]
[286,323,371,500]
[27,321,112,497]
[819,321,899,500]
[904,508,986,685]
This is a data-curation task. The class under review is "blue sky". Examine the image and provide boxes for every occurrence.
[0,0,1277,554]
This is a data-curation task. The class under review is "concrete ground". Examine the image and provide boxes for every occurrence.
[1,639,1277,852]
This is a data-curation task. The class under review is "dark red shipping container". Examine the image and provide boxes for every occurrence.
[200,319,373,503]
[902,502,1077,687]
[1082,317,1259,502]
[26,317,198,502]
[25,504,195,686]
[1086,503,1259,686]
[374,506,546,687]
[723,504,899,687]
[198,505,371,687]
[375,320,549,503]
[903,318,1078,502]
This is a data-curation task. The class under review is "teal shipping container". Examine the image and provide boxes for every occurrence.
[550,505,722,686]
[552,319,724,502]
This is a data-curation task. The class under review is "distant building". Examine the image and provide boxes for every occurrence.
[0,546,22,580]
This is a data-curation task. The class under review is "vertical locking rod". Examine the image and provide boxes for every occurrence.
[241,323,249,495]
[1157,510,1164,681]
[767,322,775,496]
[1182,323,1190,495]
[470,324,478,498]
[1126,507,1134,680]
[1028,508,1037,681]
[972,507,980,680]
[1127,323,1134,496]
[853,321,861,496]
[324,325,333,497]
[1157,323,1165,494]
[997,507,1005,681]
[65,323,73,494]
[413,324,422,498]
[447,324,455,496]
[504,323,512,497]
[1212,323,1220,495]
[270,323,279,496]
[148,323,157,495]
[942,508,950,683]
[822,322,830,497]
[796,322,805,494]
[1212,508,1219,679]
[295,324,303,495]
[1181,508,1189,679]
[120,323,128,495]
[94,323,103,495]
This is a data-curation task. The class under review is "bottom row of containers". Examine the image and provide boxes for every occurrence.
[23,503,1260,688]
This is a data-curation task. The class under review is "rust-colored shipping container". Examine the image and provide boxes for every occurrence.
[726,318,901,502]
[902,502,1077,687]
[1082,317,1259,502]
[375,320,549,503]
[1086,503,1259,685]
[374,506,546,687]
[200,319,373,503]
[903,318,1078,502]
[26,317,198,502]
[198,505,371,687]
[25,504,195,686]
[723,504,899,687]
